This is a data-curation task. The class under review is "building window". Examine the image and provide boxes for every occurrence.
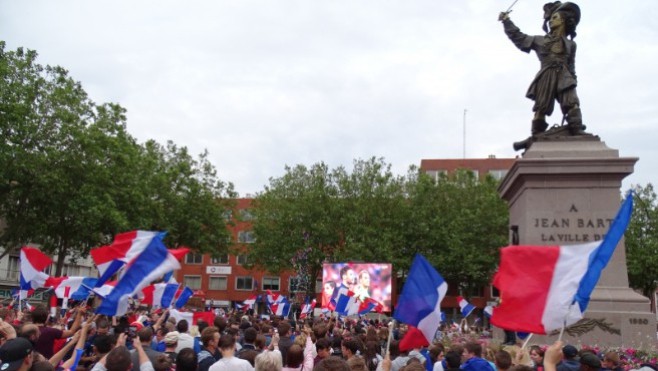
[209,276,228,290]
[211,255,229,265]
[236,277,254,291]
[263,277,280,291]
[237,254,249,265]
[185,253,203,264]
[488,169,508,180]
[184,275,202,290]
[237,231,256,244]
[425,170,447,182]
[289,277,302,292]
[490,286,500,298]
[239,209,255,221]
[6,256,19,280]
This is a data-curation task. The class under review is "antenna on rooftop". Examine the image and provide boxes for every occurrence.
[463,109,467,159]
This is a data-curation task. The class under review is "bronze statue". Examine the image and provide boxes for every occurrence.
[500,2,586,150]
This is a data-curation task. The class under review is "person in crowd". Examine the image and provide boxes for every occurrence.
[282,326,314,371]
[341,338,360,361]
[162,331,178,364]
[277,322,294,364]
[130,327,164,371]
[175,319,194,352]
[208,334,254,371]
[176,348,198,371]
[31,305,85,359]
[602,351,622,371]
[461,342,494,371]
[578,353,601,371]
[495,350,513,371]
[315,356,351,371]
[315,338,332,366]
[254,350,282,371]
[0,337,33,371]
[556,345,579,371]
[198,326,221,371]
[443,351,462,371]
[528,346,545,371]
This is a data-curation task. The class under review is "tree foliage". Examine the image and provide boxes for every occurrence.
[625,184,658,307]
[249,158,509,297]
[0,41,234,274]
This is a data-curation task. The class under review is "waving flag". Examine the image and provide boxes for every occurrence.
[358,297,383,315]
[484,305,494,319]
[300,298,317,319]
[96,234,181,316]
[174,287,194,309]
[334,288,360,316]
[491,194,634,334]
[393,254,447,345]
[457,296,475,318]
[270,299,291,317]
[20,247,52,290]
[141,282,179,308]
[169,309,215,326]
[266,290,285,304]
[91,231,164,276]
[237,295,258,311]
[399,326,429,352]
[45,276,98,300]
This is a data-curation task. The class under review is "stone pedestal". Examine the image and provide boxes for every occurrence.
[498,139,655,347]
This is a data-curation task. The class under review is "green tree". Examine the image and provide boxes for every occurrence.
[0,42,234,273]
[625,184,658,310]
[401,169,509,293]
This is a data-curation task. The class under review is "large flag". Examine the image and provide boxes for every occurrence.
[491,194,634,334]
[20,247,52,302]
[393,254,447,345]
[96,234,182,316]
[457,296,475,318]
[91,231,165,276]
[169,309,215,326]
[237,295,258,311]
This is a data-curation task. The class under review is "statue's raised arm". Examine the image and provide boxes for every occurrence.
[499,2,587,151]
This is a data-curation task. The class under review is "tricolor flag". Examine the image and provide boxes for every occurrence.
[393,254,447,346]
[484,305,494,319]
[358,297,383,315]
[457,296,475,318]
[96,234,182,316]
[44,276,98,301]
[174,286,194,309]
[237,295,258,311]
[270,299,291,317]
[491,194,634,334]
[141,282,179,308]
[334,288,360,316]
[169,309,216,326]
[266,290,285,304]
[91,230,165,277]
[20,247,52,294]
[300,298,317,319]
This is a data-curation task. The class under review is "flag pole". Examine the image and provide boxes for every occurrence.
[521,333,533,350]
[385,320,395,358]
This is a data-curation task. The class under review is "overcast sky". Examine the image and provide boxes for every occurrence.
[2,1,656,196]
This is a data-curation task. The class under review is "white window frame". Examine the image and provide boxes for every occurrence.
[209,276,228,291]
[262,277,280,291]
[183,275,202,290]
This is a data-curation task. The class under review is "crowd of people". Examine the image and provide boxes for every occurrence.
[0,303,655,371]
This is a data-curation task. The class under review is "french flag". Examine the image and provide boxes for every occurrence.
[141,283,179,308]
[484,305,494,319]
[358,297,383,315]
[45,276,98,300]
[20,247,52,300]
[300,298,317,319]
[169,309,215,326]
[266,290,285,304]
[491,194,633,334]
[91,231,165,276]
[270,299,291,317]
[457,296,475,318]
[393,254,447,345]
[238,295,258,311]
[96,234,181,316]
[335,288,360,316]
[174,286,194,309]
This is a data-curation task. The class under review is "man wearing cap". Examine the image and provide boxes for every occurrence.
[557,345,580,371]
[163,331,178,364]
[0,338,33,371]
[580,352,602,371]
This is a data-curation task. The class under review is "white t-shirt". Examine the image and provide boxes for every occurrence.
[208,356,254,371]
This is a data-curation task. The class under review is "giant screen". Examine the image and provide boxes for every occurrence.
[322,262,392,312]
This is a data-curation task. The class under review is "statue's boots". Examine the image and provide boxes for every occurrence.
[531,118,549,135]
[566,107,586,135]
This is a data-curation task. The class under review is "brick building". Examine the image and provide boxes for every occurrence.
[174,198,316,312]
